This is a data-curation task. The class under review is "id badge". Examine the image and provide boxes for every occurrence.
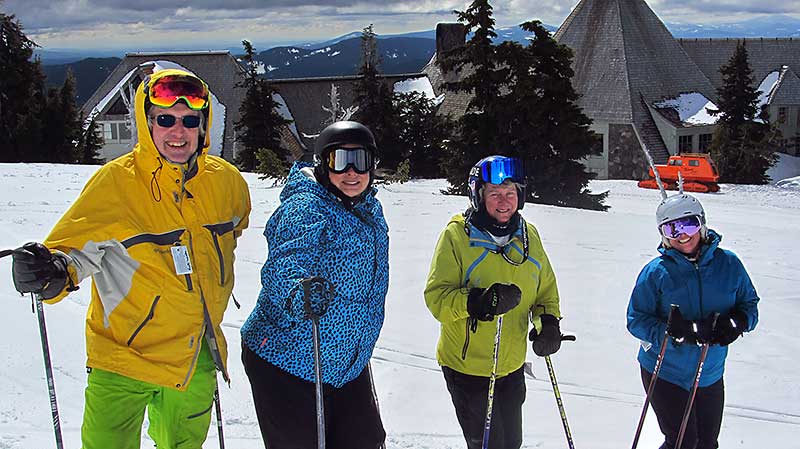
[171,245,193,275]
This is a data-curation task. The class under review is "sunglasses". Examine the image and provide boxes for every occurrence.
[326,148,374,174]
[660,216,702,239]
[147,75,209,111]
[152,114,202,129]
[479,157,524,184]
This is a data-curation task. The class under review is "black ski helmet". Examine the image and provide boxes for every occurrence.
[312,121,378,208]
[313,121,377,169]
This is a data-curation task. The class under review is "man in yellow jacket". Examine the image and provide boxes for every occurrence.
[425,155,563,449]
[10,68,251,449]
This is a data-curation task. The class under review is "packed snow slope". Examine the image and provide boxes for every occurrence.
[1,163,798,448]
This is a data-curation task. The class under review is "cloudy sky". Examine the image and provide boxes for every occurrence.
[3,0,800,52]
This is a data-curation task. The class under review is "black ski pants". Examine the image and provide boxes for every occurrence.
[442,365,526,449]
[641,366,724,449]
[242,343,385,449]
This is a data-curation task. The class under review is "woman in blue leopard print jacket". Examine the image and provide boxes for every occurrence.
[241,121,390,449]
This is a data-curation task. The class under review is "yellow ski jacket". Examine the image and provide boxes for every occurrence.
[44,69,251,391]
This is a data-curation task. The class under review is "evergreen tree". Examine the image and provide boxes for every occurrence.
[0,10,47,162]
[498,21,607,210]
[41,69,82,163]
[234,40,291,175]
[708,41,777,183]
[394,91,452,178]
[76,116,104,164]
[353,24,402,170]
[439,0,507,194]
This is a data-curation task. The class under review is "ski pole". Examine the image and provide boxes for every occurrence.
[366,362,386,449]
[481,316,504,449]
[675,313,719,449]
[213,382,225,449]
[301,276,334,449]
[632,304,679,449]
[33,293,65,449]
[545,334,577,449]
[1,249,64,449]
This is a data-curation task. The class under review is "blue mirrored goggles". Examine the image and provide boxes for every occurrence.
[479,157,524,184]
[660,216,702,239]
[326,147,374,174]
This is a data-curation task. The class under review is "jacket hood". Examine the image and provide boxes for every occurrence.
[133,68,213,169]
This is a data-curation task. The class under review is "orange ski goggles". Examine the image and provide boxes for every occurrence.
[147,74,209,110]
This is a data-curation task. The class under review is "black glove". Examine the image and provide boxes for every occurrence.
[529,314,562,356]
[667,308,715,345]
[467,283,522,321]
[711,308,747,346]
[11,242,69,299]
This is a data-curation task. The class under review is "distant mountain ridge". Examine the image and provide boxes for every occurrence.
[39,15,800,104]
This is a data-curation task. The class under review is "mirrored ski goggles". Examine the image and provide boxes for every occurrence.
[152,113,202,129]
[660,216,702,239]
[479,157,524,184]
[147,75,209,110]
[326,147,374,174]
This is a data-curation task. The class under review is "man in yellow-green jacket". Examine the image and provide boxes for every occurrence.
[10,68,250,448]
[425,155,563,449]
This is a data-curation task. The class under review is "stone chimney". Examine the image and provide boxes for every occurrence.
[436,23,467,56]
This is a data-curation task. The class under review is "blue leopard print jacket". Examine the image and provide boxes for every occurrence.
[241,161,390,388]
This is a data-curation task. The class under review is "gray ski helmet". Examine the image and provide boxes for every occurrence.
[313,121,377,170]
[656,193,707,243]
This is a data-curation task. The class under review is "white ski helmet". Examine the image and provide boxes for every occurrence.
[655,193,708,245]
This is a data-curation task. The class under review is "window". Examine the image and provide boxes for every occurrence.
[98,121,133,144]
[668,159,682,166]
[698,133,712,151]
[778,107,787,123]
[689,160,700,167]
[678,135,693,153]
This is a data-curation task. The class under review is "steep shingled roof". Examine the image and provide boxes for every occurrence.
[772,67,800,106]
[80,51,247,161]
[554,0,718,162]
[679,38,800,97]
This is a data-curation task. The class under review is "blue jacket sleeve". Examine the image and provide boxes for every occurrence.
[732,255,759,332]
[259,193,331,324]
[627,262,668,348]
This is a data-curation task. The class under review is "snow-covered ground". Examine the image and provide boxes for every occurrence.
[770,152,800,186]
[1,163,799,449]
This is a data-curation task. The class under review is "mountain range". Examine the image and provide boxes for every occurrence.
[37,15,800,105]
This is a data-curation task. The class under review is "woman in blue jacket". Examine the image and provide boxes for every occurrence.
[627,192,759,449]
[241,121,389,449]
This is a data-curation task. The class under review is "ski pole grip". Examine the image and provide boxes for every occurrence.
[561,335,576,342]
[0,249,15,258]
[667,304,679,328]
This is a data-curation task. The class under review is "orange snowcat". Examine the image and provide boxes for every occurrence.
[638,153,720,193]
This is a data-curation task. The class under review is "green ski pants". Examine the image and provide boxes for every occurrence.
[81,343,217,449]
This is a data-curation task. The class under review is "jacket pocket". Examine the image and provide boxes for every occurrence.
[204,221,236,285]
[127,296,161,346]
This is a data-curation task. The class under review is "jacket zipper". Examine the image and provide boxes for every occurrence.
[461,318,474,360]
[127,296,161,346]
[693,262,704,315]
[209,230,225,285]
